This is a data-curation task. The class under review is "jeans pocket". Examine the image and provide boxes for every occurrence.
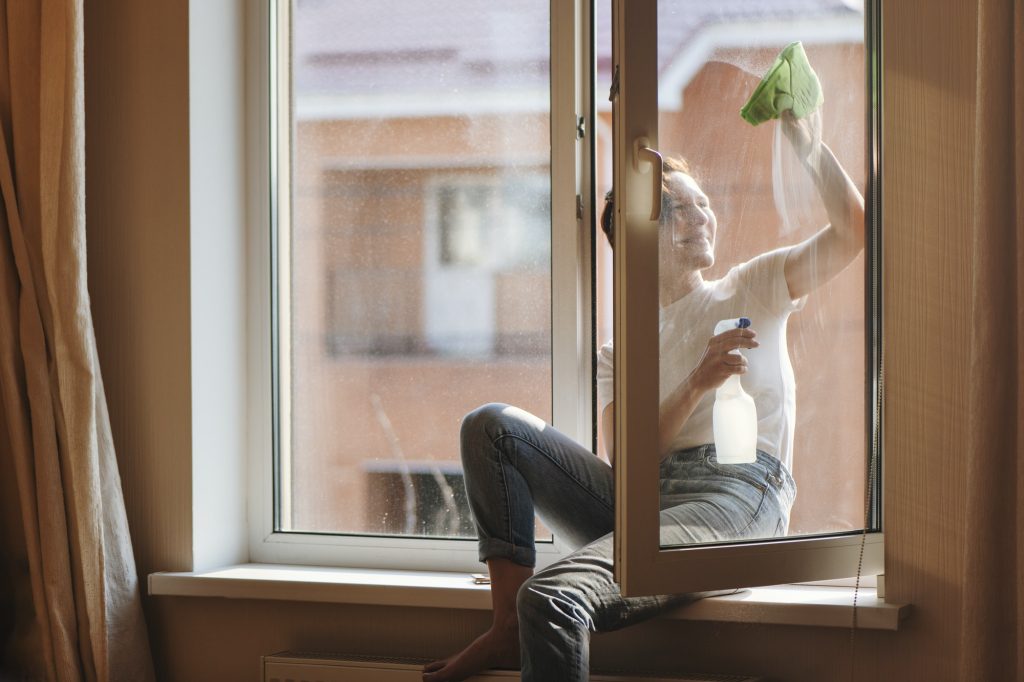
[701,449,772,490]
[735,483,772,537]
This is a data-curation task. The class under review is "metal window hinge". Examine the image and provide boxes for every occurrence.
[608,65,620,102]
[576,194,583,220]
[576,115,586,140]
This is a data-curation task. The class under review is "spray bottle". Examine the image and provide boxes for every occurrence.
[712,317,758,464]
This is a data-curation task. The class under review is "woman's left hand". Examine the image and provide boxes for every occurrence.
[780,109,822,163]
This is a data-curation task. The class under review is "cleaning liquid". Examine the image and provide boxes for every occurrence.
[712,317,758,464]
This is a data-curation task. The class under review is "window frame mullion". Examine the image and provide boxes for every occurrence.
[551,0,595,449]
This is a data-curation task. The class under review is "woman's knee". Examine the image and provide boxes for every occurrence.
[516,572,597,633]
[461,402,546,448]
[460,402,509,450]
[515,576,553,632]
[461,402,509,435]
[460,403,513,472]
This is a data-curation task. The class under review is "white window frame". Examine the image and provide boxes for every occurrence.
[610,0,884,598]
[246,0,595,572]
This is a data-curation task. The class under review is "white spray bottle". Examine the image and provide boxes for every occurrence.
[712,317,758,464]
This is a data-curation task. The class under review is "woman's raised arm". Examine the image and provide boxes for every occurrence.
[779,110,866,300]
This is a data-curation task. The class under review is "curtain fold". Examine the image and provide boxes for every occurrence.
[960,0,1024,679]
[0,1,155,680]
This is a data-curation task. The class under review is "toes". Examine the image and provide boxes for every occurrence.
[422,665,450,682]
[423,660,446,673]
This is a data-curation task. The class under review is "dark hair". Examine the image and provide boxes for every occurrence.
[599,156,694,249]
[599,190,616,248]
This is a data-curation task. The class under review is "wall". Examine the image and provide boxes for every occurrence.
[84,0,982,679]
[876,0,978,677]
[84,0,192,579]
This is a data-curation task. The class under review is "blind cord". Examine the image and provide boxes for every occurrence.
[850,340,883,679]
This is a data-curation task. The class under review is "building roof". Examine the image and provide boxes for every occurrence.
[293,0,861,112]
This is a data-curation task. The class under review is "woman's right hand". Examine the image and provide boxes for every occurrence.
[688,327,759,393]
[655,326,761,458]
[780,109,822,163]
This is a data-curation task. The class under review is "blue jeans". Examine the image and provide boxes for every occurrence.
[460,403,797,682]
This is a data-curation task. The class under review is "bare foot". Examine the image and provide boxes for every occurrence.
[422,618,519,682]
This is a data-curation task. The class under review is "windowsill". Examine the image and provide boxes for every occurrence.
[148,564,909,631]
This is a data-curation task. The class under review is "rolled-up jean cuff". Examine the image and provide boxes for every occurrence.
[478,538,535,568]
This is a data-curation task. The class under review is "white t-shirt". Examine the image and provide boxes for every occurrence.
[596,247,806,472]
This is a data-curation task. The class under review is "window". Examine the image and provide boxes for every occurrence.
[434,176,551,270]
[610,0,883,595]
[251,0,882,588]
[251,0,588,570]
[322,172,550,359]
[424,174,551,358]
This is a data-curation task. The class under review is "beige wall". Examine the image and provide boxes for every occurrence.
[84,0,193,578]
[85,0,985,679]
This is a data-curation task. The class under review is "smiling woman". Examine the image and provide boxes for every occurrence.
[647,107,868,551]
[422,97,866,678]
[599,105,865,532]
[658,167,718,306]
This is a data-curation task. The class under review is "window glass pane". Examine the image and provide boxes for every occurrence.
[599,1,872,548]
[595,1,613,460]
[282,0,553,538]
[665,2,865,547]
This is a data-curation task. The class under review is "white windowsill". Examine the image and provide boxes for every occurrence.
[148,564,908,631]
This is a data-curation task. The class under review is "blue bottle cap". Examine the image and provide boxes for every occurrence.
[738,317,752,329]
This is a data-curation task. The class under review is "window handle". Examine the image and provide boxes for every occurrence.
[633,139,663,222]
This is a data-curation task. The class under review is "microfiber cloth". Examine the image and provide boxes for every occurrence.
[740,41,823,126]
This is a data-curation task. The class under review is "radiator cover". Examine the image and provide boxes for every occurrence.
[263,651,765,682]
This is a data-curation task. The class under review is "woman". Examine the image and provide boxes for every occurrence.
[423,111,864,682]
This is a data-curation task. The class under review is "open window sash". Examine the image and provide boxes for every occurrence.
[610,0,883,598]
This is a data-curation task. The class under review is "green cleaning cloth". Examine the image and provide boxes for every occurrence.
[740,41,823,126]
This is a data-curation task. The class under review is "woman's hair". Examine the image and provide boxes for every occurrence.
[599,155,693,249]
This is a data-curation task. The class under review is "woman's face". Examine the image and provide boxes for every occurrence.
[659,171,717,273]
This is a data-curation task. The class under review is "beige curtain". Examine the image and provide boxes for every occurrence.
[0,1,155,680]
[959,0,1024,679]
